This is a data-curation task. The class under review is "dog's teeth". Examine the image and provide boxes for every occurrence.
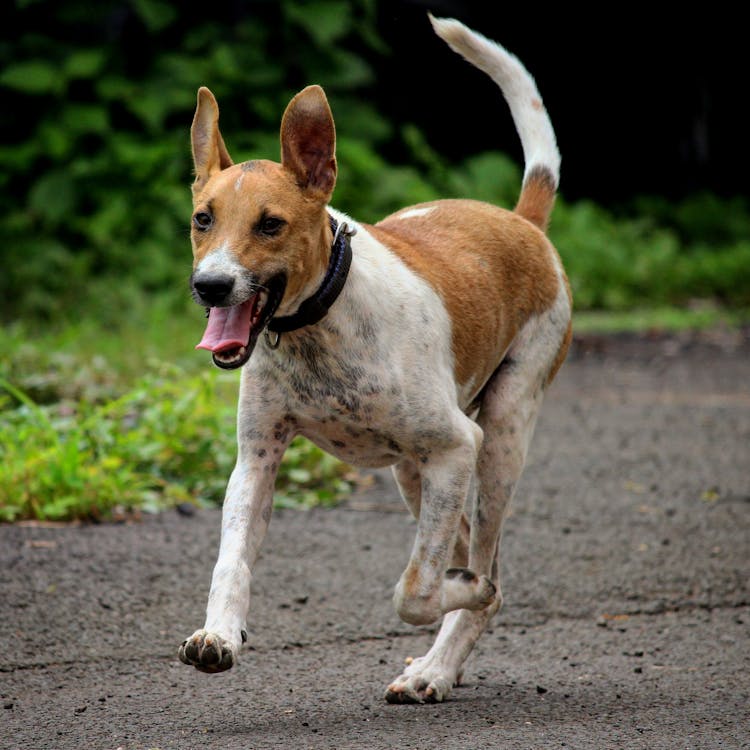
[216,345,246,365]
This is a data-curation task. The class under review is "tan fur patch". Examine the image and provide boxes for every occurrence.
[367,199,564,396]
[514,166,557,233]
[191,161,331,312]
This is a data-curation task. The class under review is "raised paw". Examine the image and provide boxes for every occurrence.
[395,566,498,625]
[178,629,236,673]
[442,567,497,612]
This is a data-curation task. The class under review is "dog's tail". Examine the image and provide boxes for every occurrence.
[429,14,560,233]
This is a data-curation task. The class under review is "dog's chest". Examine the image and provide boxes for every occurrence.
[249,325,451,468]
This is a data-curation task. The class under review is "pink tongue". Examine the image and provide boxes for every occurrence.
[196,299,255,353]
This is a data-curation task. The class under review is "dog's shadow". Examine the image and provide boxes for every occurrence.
[209,674,648,745]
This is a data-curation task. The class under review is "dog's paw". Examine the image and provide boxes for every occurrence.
[384,662,457,704]
[442,567,497,612]
[178,629,236,673]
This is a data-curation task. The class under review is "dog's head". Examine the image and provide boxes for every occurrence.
[190,86,337,369]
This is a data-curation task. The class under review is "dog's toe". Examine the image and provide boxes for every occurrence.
[385,670,454,704]
[178,629,235,673]
[476,574,497,607]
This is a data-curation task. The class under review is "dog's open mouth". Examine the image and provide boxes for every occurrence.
[195,277,286,369]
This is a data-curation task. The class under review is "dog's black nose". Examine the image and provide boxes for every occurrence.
[193,274,235,306]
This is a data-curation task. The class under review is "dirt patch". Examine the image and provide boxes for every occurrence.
[2,331,749,749]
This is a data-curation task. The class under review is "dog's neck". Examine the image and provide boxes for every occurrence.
[266,215,353,342]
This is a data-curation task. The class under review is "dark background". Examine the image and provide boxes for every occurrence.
[3,0,744,207]
[2,0,747,321]
[375,0,745,204]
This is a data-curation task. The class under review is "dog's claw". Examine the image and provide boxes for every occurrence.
[178,629,235,673]
[384,670,454,704]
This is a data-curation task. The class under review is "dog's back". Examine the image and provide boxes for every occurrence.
[363,15,570,402]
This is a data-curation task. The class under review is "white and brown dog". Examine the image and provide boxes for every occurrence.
[178,15,571,704]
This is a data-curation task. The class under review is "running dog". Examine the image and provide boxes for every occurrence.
[179,14,571,703]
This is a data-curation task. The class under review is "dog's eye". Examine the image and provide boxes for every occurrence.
[258,216,285,236]
[193,211,213,231]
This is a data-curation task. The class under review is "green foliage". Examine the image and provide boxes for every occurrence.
[1,0,386,321]
[550,197,750,310]
[573,304,746,334]
[1,315,354,522]
[0,362,353,523]
[2,0,749,322]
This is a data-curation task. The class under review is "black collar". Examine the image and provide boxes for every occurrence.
[266,215,353,343]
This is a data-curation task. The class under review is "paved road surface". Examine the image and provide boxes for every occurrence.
[2,331,749,749]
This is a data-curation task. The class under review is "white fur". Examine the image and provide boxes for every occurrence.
[194,242,235,276]
[397,206,437,220]
[193,243,258,307]
[429,14,561,187]
[252,211,467,467]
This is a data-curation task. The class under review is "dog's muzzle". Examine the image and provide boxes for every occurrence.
[192,273,236,308]
[194,274,286,369]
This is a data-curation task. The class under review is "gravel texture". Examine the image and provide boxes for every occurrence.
[2,330,749,749]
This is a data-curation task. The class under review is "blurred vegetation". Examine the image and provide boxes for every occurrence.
[0,365,353,522]
[2,0,749,324]
[1,0,748,521]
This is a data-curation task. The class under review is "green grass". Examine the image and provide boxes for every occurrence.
[0,317,354,523]
[572,304,749,334]
[0,367,354,523]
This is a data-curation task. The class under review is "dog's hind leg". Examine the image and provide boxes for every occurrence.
[392,459,470,568]
[384,371,542,703]
[469,286,571,602]
[386,310,568,703]
[385,601,500,703]
[384,397,517,703]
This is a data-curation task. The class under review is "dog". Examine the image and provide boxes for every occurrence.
[178,14,571,704]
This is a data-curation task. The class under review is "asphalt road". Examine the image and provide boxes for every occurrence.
[2,330,749,750]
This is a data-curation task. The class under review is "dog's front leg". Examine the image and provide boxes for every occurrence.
[178,420,291,673]
[392,416,497,626]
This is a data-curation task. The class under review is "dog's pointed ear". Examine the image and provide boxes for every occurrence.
[280,85,337,201]
[191,87,233,193]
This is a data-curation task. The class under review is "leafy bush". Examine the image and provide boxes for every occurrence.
[3,0,750,526]
[0,366,353,522]
[3,0,749,324]
[551,197,750,310]
[1,0,390,321]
